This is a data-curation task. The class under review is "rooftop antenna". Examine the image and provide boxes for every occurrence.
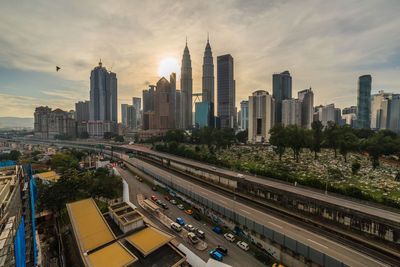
[207,32,209,42]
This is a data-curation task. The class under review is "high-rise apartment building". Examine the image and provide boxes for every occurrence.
[272,71,292,123]
[75,101,90,121]
[298,88,314,129]
[126,105,137,129]
[180,41,193,129]
[217,54,236,128]
[370,91,394,130]
[89,61,117,123]
[34,106,77,139]
[388,95,400,133]
[240,100,249,131]
[121,104,128,125]
[202,37,214,106]
[143,85,155,112]
[154,77,175,129]
[356,75,372,128]
[315,104,338,126]
[248,90,275,143]
[282,99,302,126]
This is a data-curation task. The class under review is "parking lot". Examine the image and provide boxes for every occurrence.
[117,166,265,267]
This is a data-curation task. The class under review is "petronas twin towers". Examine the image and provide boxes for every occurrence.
[179,37,214,129]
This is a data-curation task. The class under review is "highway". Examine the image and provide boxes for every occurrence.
[126,145,400,223]
[124,155,390,267]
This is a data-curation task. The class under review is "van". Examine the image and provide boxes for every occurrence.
[171,222,182,232]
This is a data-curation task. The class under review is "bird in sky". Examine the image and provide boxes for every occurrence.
[56,66,61,72]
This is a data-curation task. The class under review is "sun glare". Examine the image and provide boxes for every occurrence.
[158,57,180,78]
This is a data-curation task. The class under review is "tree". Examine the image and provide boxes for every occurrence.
[351,161,361,175]
[114,135,124,142]
[236,130,248,144]
[269,124,287,161]
[79,131,89,139]
[48,153,79,173]
[337,125,359,162]
[286,125,307,162]
[361,131,399,168]
[104,132,115,140]
[324,121,339,157]
[310,121,324,159]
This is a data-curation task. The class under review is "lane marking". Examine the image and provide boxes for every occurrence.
[240,209,250,214]
[333,243,388,266]
[268,222,283,229]
[307,239,328,249]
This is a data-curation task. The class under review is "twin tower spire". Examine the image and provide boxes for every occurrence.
[180,35,214,129]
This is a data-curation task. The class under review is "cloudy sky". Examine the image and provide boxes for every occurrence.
[1,0,399,119]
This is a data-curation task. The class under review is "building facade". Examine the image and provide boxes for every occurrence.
[34,106,77,139]
[143,85,155,112]
[282,98,302,126]
[195,102,214,129]
[75,101,90,121]
[154,78,175,129]
[217,54,236,128]
[272,71,292,124]
[202,37,214,106]
[121,104,128,125]
[388,95,400,133]
[356,75,372,128]
[239,100,249,131]
[248,90,275,143]
[126,105,137,129]
[298,88,314,129]
[180,41,193,129]
[89,61,117,123]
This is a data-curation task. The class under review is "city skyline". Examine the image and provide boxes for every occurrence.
[1,0,400,119]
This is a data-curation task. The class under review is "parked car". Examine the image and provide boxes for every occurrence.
[184,224,195,232]
[161,203,168,209]
[272,264,285,267]
[188,232,199,244]
[152,186,157,191]
[138,178,143,182]
[195,229,205,239]
[211,167,217,171]
[176,217,184,225]
[156,200,162,206]
[164,195,171,201]
[237,174,244,178]
[170,199,177,205]
[209,250,223,261]
[216,245,228,255]
[151,195,157,201]
[236,241,249,251]
[177,204,184,210]
[224,233,235,242]
[185,209,193,215]
[171,222,182,232]
[212,226,222,234]
[193,213,201,221]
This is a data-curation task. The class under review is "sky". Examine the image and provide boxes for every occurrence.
[0,0,400,120]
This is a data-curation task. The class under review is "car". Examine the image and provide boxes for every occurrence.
[184,224,195,232]
[151,195,157,201]
[212,226,222,234]
[195,228,205,239]
[170,199,177,205]
[216,245,228,255]
[177,204,184,210]
[176,217,184,225]
[193,213,201,221]
[237,174,244,178]
[224,233,235,242]
[272,264,285,267]
[171,222,182,232]
[188,232,200,244]
[185,209,193,215]
[138,178,143,182]
[211,167,217,171]
[152,186,157,191]
[156,200,162,205]
[209,250,223,261]
[236,241,249,251]
[161,203,168,209]
[164,195,171,201]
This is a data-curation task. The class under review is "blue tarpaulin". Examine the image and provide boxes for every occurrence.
[0,161,15,167]
[29,165,38,265]
[14,217,26,267]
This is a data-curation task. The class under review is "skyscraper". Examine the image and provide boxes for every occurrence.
[143,85,155,112]
[217,54,235,128]
[272,71,292,123]
[370,90,394,130]
[248,90,275,143]
[388,95,400,133]
[75,101,90,121]
[175,90,181,129]
[121,104,128,125]
[126,105,137,129]
[195,102,214,129]
[240,100,249,131]
[298,88,314,129]
[154,77,175,129]
[89,60,117,123]
[170,72,177,126]
[282,99,302,126]
[132,97,141,127]
[180,40,193,129]
[356,75,372,129]
[202,36,214,106]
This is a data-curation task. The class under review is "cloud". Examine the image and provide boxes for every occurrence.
[0,0,399,121]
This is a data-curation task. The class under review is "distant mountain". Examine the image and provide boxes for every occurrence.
[0,117,34,129]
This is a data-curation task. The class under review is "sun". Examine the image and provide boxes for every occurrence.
[158,57,180,78]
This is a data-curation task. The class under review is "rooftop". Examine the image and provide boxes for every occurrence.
[125,226,174,256]
[87,241,137,267]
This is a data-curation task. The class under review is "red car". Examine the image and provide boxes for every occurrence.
[164,195,171,201]
[152,187,157,191]
[151,195,157,201]
[138,178,143,182]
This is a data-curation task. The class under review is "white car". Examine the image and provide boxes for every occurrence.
[224,233,235,242]
[170,222,182,232]
[237,173,244,178]
[170,199,177,205]
[184,224,195,232]
[237,241,249,251]
[177,204,184,210]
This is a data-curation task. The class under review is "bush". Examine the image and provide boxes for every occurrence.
[351,161,361,175]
